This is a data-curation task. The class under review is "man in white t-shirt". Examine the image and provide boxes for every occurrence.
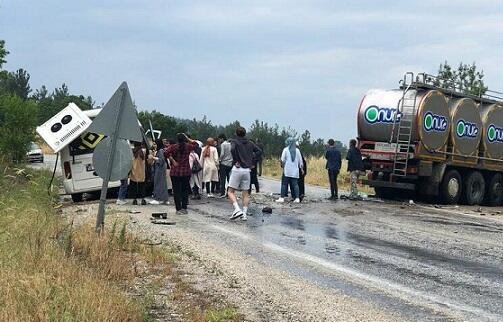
[276,137,304,203]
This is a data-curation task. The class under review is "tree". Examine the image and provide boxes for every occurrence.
[436,61,487,96]
[32,85,48,101]
[0,40,8,69]
[0,68,31,99]
[34,84,94,124]
[0,94,38,162]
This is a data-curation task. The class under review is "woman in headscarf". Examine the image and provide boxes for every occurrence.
[149,139,170,205]
[276,137,304,203]
[201,137,219,197]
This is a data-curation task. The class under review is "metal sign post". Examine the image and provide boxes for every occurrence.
[95,89,125,231]
[87,82,143,232]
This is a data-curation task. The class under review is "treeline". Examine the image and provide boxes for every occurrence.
[138,111,347,158]
[0,39,345,162]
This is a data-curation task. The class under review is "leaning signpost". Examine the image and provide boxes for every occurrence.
[87,82,143,232]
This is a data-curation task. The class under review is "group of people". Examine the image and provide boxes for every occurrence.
[116,126,364,219]
[324,138,364,200]
[272,137,364,204]
[116,127,264,220]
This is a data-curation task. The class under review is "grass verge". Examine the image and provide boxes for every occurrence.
[0,164,242,321]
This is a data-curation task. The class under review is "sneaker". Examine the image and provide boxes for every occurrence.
[176,210,184,215]
[207,193,214,198]
[275,197,285,203]
[180,209,188,214]
[230,209,243,220]
[162,201,170,205]
[293,198,300,203]
[141,199,147,205]
[149,200,160,205]
[116,199,127,205]
[132,199,138,205]
[241,214,248,221]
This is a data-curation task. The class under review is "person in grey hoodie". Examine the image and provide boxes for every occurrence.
[228,126,259,221]
[218,133,233,197]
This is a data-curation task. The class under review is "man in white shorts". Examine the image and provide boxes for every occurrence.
[228,126,259,221]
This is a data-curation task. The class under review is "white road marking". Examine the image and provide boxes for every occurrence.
[211,224,501,322]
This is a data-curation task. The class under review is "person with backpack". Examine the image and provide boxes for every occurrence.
[346,139,365,199]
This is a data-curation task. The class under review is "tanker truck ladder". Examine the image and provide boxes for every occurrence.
[391,72,418,178]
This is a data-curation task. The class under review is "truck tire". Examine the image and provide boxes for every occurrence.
[484,173,503,206]
[71,193,83,202]
[441,169,462,204]
[463,171,485,206]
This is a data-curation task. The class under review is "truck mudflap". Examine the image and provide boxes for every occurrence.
[362,179,416,190]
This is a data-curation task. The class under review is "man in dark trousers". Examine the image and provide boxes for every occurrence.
[325,139,341,200]
[255,138,264,176]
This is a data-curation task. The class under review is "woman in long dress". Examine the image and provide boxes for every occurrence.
[201,138,219,197]
[150,139,169,205]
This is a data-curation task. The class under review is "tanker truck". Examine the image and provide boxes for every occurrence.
[358,72,503,206]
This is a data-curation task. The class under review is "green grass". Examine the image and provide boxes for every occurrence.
[0,163,244,322]
[205,308,239,322]
[0,164,144,321]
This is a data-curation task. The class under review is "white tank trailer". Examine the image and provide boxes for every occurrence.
[357,74,503,206]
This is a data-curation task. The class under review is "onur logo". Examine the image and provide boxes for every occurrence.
[423,112,448,132]
[456,120,479,138]
[487,124,503,143]
[364,105,401,124]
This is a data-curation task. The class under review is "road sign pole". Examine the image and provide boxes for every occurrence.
[95,89,126,233]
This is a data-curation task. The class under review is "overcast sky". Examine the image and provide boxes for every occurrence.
[1,1,502,143]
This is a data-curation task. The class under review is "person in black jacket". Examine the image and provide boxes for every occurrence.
[298,153,307,201]
[325,139,341,200]
[346,139,364,199]
[228,127,260,221]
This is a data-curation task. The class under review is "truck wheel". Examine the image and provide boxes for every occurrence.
[71,193,83,202]
[441,169,462,204]
[463,171,485,206]
[484,173,503,206]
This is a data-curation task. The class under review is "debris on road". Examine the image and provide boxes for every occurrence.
[152,212,168,219]
[151,220,176,225]
[262,206,273,214]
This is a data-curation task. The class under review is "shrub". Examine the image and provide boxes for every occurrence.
[0,94,37,162]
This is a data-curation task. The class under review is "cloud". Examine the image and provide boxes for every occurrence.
[3,0,503,143]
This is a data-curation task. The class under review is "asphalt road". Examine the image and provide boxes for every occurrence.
[38,155,503,321]
[162,180,502,321]
[28,153,60,175]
